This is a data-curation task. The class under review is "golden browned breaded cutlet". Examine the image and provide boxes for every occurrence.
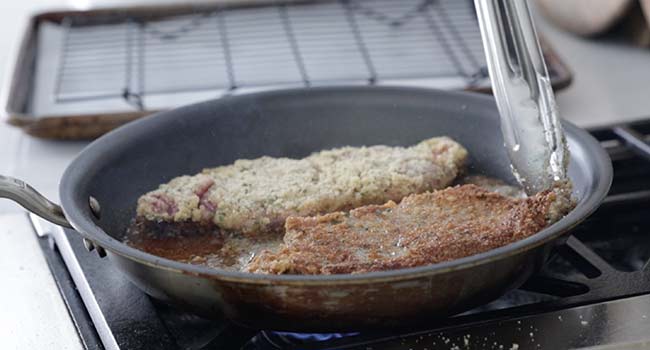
[136,137,468,235]
[245,184,574,274]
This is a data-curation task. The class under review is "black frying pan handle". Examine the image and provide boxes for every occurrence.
[0,175,72,228]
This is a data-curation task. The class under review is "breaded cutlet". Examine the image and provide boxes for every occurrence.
[136,137,468,235]
[245,184,574,274]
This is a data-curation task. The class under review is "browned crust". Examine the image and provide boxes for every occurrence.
[245,184,574,275]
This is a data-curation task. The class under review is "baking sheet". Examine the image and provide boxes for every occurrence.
[7,0,572,138]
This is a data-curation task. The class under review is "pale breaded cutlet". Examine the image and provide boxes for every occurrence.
[245,183,575,274]
[136,137,468,235]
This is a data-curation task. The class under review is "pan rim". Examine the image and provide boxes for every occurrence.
[60,86,613,285]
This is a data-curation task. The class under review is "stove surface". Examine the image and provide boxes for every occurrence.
[28,120,650,350]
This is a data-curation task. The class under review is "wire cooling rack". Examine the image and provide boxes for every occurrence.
[53,0,489,109]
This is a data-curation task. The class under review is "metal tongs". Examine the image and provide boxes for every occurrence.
[474,0,568,195]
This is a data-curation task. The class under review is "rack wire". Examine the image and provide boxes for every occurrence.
[53,0,489,110]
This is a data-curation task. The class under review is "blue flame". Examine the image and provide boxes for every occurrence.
[272,331,359,342]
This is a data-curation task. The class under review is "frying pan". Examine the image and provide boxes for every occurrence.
[0,87,611,331]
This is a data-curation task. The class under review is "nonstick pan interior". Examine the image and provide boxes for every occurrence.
[60,86,611,281]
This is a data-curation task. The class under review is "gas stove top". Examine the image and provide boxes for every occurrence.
[31,120,650,350]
